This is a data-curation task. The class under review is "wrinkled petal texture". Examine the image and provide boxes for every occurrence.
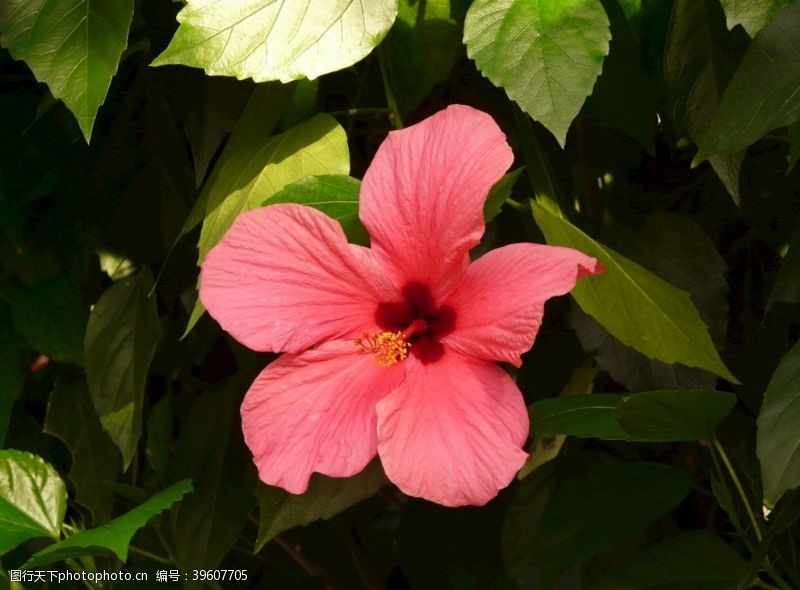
[376,351,528,507]
[242,340,404,494]
[360,104,514,303]
[200,204,397,353]
[443,243,602,366]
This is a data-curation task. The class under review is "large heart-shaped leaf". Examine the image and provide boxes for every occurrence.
[757,340,800,506]
[24,479,193,569]
[464,0,611,146]
[0,450,66,554]
[0,0,134,141]
[85,269,161,470]
[152,0,398,83]
[531,202,737,382]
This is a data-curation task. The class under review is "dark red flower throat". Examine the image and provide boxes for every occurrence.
[374,282,456,364]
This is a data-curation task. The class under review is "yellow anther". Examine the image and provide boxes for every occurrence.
[355,330,410,367]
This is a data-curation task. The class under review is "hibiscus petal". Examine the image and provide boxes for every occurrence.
[376,351,528,507]
[242,340,404,494]
[360,105,514,303]
[200,204,398,353]
[442,243,601,367]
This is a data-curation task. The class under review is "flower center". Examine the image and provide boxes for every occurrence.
[354,320,427,367]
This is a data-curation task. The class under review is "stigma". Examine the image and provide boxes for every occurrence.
[355,331,410,367]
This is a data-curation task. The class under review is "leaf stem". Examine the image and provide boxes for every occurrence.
[713,438,763,543]
[377,45,403,129]
[504,197,531,212]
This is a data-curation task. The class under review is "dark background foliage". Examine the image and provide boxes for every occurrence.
[1,0,799,588]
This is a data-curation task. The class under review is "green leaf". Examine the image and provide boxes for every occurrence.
[695,2,800,161]
[519,365,598,479]
[23,479,192,569]
[719,0,790,36]
[789,121,800,172]
[145,396,172,486]
[531,203,738,382]
[757,340,800,506]
[592,531,748,590]
[769,226,800,311]
[583,0,656,152]
[0,450,66,554]
[85,269,161,470]
[530,394,629,440]
[255,461,387,552]
[615,389,736,442]
[152,0,398,83]
[197,113,350,263]
[185,112,350,333]
[386,0,467,114]
[0,304,23,445]
[267,175,368,245]
[175,82,295,252]
[0,0,134,141]
[44,381,119,525]
[170,388,256,581]
[464,0,611,146]
[3,276,87,365]
[571,214,730,391]
[511,461,692,588]
[664,0,744,204]
[484,168,524,222]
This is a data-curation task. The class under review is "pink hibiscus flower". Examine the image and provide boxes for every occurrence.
[199,105,601,507]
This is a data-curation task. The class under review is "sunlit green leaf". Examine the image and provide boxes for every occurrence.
[152,0,398,83]
[0,0,134,141]
[531,202,738,382]
[255,461,386,552]
[44,381,119,525]
[719,0,790,36]
[24,479,193,569]
[571,214,730,391]
[185,112,350,334]
[757,340,800,506]
[0,450,66,554]
[85,269,161,470]
[267,175,368,245]
[198,113,350,263]
[695,2,800,161]
[464,0,611,146]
